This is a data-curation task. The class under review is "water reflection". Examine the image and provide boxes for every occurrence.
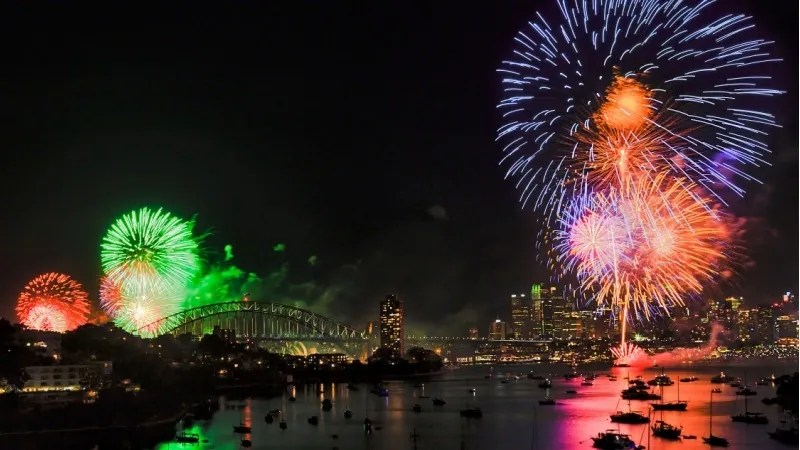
[155,363,794,450]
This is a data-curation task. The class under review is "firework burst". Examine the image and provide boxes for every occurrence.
[557,175,732,318]
[101,207,201,288]
[100,207,202,336]
[497,0,782,218]
[16,273,90,332]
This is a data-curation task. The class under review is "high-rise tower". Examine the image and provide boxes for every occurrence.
[379,294,405,356]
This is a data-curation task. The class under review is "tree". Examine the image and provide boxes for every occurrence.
[198,334,227,358]
[0,319,41,389]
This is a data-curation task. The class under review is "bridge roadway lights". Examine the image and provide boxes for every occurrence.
[135,301,369,339]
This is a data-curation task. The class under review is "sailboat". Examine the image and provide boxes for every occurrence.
[651,376,687,411]
[731,386,769,424]
[703,390,729,447]
[731,372,768,424]
[610,399,649,424]
[651,404,682,440]
[460,379,482,418]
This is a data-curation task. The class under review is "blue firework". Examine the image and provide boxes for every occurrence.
[496,0,783,223]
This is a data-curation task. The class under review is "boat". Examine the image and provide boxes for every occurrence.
[651,377,687,411]
[268,409,281,417]
[288,396,296,402]
[768,427,799,444]
[768,413,799,444]
[528,372,545,380]
[241,439,252,448]
[412,404,422,412]
[608,376,618,381]
[731,393,768,424]
[683,434,697,439]
[730,380,742,388]
[610,400,649,424]
[652,420,682,440]
[175,433,200,444]
[703,390,729,447]
[732,411,769,424]
[735,387,757,396]
[344,409,353,419]
[415,383,424,388]
[279,420,287,430]
[622,388,660,401]
[710,372,734,384]
[467,388,476,393]
[591,430,636,449]
[611,410,650,424]
[711,388,722,394]
[432,397,446,406]
[647,370,674,386]
[363,418,373,434]
[566,390,578,394]
[755,378,771,386]
[460,407,483,418]
[501,379,509,384]
[538,398,556,405]
[612,362,631,368]
[233,424,252,433]
[308,416,319,425]
[377,388,389,397]
[679,376,699,383]
[538,379,552,389]
[265,414,274,424]
[762,397,779,405]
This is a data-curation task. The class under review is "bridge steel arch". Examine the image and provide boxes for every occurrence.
[138,301,366,340]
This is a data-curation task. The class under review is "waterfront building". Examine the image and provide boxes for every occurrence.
[756,305,774,344]
[488,318,507,340]
[379,294,405,356]
[775,315,799,346]
[22,362,113,393]
[510,293,532,339]
[307,353,348,368]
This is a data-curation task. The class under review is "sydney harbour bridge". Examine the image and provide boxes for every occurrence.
[136,300,551,361]
[138,301,376,359]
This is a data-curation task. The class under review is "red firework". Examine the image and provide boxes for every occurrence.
[16,273,90,332]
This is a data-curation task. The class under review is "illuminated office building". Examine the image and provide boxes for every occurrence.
[510,294,531,339]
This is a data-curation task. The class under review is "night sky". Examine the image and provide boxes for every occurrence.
[0,2,796,334]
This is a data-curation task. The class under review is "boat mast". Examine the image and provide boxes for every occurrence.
[709,390,713,437]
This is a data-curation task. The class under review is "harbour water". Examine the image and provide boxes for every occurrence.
[154,362,796,450]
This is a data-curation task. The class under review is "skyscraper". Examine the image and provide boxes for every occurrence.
[756,305,773,344]
[531,283,559,338]
[379,294,404,356]
[510,294,531,339]
[488,318,507,340]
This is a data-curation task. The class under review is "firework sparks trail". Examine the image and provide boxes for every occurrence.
[100,207,202,336]
[16,273,90,332]
[557,174,732,316]
[101,207,201,288]
[497,0,782,221]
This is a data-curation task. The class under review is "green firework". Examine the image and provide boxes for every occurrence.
[101,207,201,288]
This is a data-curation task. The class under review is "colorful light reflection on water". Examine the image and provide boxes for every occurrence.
[153,363,794,450]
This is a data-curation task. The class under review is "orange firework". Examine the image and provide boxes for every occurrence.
[559,174,732,318]
[16,273,91,332]
[594,75,654,131]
